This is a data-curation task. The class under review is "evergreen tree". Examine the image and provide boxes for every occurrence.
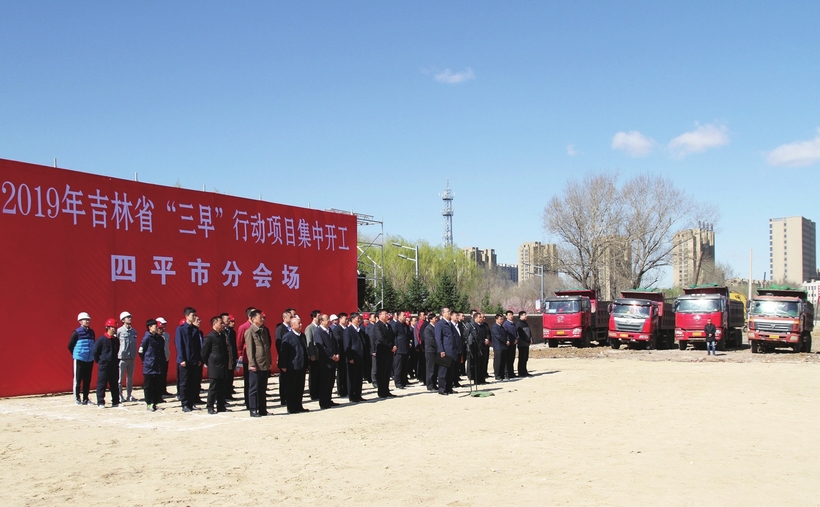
[382,276,402,312]
[402,275,429,312]
[429,271,466,312]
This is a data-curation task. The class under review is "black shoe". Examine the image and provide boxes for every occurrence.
[250,411,261,418]
[299,408,310,413]
[438,391,448,396]
[396,385,406,390]
[207,408,217,415]
[182,406,192,413]
[329,401,339,406]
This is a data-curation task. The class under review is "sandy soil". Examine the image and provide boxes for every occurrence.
[1,349,819,506]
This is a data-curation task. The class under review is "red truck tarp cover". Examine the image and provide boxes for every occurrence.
[0,158,358,397]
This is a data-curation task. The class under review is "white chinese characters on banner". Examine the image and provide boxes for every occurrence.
[151,256,176,285]
[282,264,300,289]
[222,261,242,287]
[111,255,137,282]
[110,255,301,291]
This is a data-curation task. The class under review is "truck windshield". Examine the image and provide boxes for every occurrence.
[545,300,580,313]
[612,304,650,318]
[675,299,721,313]
[749,300,799,317]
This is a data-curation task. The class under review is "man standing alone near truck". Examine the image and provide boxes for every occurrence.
[704,318,717,356]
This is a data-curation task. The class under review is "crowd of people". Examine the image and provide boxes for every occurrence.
[67,306,535,416]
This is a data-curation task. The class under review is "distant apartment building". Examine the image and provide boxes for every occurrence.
[769,216,816,284]
[462,247,497,270]
[497,263,518,284]
[673,225,716,287]
[517,242,557,286]
[801,280,820,308]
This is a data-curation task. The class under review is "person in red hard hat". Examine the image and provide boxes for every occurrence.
[93,319,120,407]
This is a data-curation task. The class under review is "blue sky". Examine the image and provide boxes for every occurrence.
[2,2,819,284]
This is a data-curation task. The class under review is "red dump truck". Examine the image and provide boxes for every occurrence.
[747,286,814,353]
[541,289,610,348]
[674,284,745,351]
[608,289,675,349]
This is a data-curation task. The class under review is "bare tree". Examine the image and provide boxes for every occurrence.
[542,173,623,296]
[543,172,720,296]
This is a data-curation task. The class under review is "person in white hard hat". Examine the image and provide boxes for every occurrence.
[117,311,138,402]
[68,312,96,405]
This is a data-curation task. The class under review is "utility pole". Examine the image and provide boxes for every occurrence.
[392,242,419,278]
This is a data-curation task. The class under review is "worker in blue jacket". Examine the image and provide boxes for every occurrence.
[68,312,96,405]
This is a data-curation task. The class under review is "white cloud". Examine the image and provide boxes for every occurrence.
[434,68,475,84]
[668,123,729,158]
[611,131,655,157]
[766,129,820,167]
[566,144,579,156]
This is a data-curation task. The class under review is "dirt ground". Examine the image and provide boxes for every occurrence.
[2,347,819,506]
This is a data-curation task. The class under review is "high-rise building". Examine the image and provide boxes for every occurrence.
[517,242,557,285]
[497,263,519,284]
[769,216,816,284]
[462,247,497,270]
[673,225,716,287]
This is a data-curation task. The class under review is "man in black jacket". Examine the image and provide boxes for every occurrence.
[391,311,411,389]
[202,316,231,414]
[423,314,438,391]
[343,313,367,402]
[314,314,339,408]
[278,316,309,414]
[274,310,294,406]
[705,318,717,356]
[516,311,533,376]
[332,313,349,398]
[220,313,239,400]
[492,314,509,380]
[93,319,120,407]
[475,313,491,383]
[373,310,397,398]
[465,312,479,383]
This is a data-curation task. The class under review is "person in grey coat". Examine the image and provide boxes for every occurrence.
[117,311,138,402]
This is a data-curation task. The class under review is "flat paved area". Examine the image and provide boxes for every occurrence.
[1,354,818,506]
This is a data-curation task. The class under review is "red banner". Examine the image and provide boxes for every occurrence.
[0,158,357,397]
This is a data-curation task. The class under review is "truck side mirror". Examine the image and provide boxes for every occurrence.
[608,303,613,313]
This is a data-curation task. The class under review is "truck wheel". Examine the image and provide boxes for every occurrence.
[610,339,620,350]
[792,339,802,353]
[646,334,656,350]
[734,331,743,349]
[548,339,558,348]
[717,339,726,352]
[803,336,813,353]
[750,340,759,354]
[580,330,591,348]
[679,340,688,351]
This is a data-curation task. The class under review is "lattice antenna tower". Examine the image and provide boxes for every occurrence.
[440,180,454,247]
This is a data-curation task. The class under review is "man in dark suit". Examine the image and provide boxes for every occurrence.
[391,311,411,389]
[278,315,309,414]
[492,314,509,380]
[343,312,367,402]
[423,314,438,391]
[474,313,491,384]
[313,314,339,409]
[175,307,202,413]
[220,313,238,400]
[274,310,294,406]
[202,316,231,414]
[331,313,349,398]
[503,311,518,378]
[372,309,396,398]
[435,307,458,395]
[516,311,533,376]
